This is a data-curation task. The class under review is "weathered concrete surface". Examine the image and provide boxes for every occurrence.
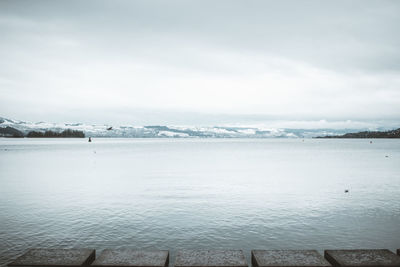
[251,250,331,267]
[91,250,169,267]
[324,249,400,267]
[8,249,95,266]
[174,250,247,267]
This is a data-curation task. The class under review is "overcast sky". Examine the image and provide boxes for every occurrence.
[0,0,399,127]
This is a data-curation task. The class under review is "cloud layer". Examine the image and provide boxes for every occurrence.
[1,0,399,126]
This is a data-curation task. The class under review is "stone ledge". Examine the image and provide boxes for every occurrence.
[252,250,331,267]
[324,249,400,267]
[8,248,95,267]
[174,250,247,267]
[91,249,169,267]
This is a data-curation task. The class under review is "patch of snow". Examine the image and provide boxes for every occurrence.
[158,131,189,137]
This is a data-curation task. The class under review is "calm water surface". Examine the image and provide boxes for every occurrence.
[0,138,399,266]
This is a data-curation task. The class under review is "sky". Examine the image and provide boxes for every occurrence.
[0,0,399,128]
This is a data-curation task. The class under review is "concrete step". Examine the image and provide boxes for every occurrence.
[91,249,169,267]
[175,250,247,267]
[324,249,400,267]
[8,248,95,267]
[251,250,331,267]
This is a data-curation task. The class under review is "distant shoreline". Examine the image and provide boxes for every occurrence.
[315,128,400,138]
[1,117,400,138]
[2,125,400,139]
[0,127,85,138]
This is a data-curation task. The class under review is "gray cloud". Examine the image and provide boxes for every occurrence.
[0,0,399,126]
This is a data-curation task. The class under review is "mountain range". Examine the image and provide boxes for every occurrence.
[0,117,395,138]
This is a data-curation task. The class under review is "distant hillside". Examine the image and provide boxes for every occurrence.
[0,126,85,138]
[1,116,397,138]
[27,129,85,138]
[316,128,400,138]
[0,126,24,137]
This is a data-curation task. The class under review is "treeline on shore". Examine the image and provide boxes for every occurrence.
[316,128,400,138]
[0,127,85,138]
[27,129,85,138]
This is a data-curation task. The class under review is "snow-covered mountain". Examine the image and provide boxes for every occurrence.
[0,117,365,138]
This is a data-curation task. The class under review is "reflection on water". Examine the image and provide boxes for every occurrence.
[0,138,400,266]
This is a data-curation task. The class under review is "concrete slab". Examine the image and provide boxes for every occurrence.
[324,249,400,267]
[174,250,247,267]
[91,250,169,267]
[8,249,95,267]
[251,250,331,267]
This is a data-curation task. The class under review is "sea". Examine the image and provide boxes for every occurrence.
[0,138,399,266]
